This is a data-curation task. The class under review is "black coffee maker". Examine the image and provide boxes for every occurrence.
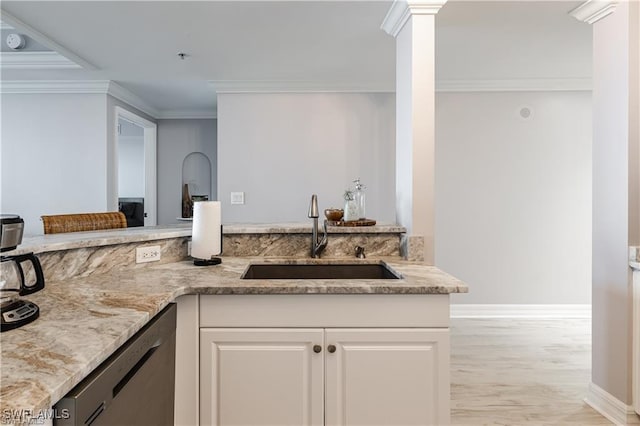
[0,215,45,332]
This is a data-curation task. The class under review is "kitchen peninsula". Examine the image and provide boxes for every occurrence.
[0,224,467,426]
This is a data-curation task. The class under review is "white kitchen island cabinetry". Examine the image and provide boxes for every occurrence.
[198,294,451,426]
[200,328,324,426]
[325,328,449,426]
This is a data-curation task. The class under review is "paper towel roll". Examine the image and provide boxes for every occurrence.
[192,201,221,259]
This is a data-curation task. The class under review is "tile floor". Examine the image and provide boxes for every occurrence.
[450,318,612,425]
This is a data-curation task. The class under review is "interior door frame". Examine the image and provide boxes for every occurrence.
[115,106,157,226]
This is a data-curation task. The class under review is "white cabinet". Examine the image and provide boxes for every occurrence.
[325,329,449,426]
[197,294,451,426]
[200,329,324,426]
[200,326,449,426]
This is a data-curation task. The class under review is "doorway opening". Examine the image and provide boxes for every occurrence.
[115,107,157,226]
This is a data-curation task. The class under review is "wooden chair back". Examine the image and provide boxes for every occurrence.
[41,212,128,234]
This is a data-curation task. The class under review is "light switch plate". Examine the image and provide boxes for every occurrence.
[230,192,245,205]
[136,245,161,263]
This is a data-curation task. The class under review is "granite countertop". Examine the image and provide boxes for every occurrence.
[0,256,466,422]
[9,223,406,255]
[630,246,640,269]
[224,222,406,234]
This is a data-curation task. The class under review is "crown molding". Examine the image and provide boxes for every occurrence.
[381,0,448,37]
[436,78,592,92]
[0,9,95,69]
[208,79,591,94]
[156,110,217,119]
[0,80,160,117]
[0,80,111,94]
[106,81,159,118]
[0,52,82,69]
[0,80,216,120]
[209,80,394,93]
[569,0,618,24]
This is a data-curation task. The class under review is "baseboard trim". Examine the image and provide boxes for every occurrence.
[585,382,639,425]
[450,304,591,319]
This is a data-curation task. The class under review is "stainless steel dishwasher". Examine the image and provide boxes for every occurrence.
[54,304,176,426]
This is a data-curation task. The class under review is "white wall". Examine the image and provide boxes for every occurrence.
[591,1,638,405]
[436,2,592,83]
[117,136,145,198]
[1,94,108,236]
[157,119,217,225]
[435,91,592,304]
[217,93,396,223]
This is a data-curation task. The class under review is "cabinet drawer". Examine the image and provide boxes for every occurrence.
[199,294,449,328]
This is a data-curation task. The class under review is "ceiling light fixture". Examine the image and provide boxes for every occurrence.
[177,52,187,60]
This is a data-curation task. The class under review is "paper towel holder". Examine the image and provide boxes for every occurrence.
[195,259,221,265]
[191,201,223,266]
[193,224,223,266]
[194,249,222,266]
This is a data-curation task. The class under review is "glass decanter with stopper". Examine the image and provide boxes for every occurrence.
[343,189,358,222]
[353,178,366,220]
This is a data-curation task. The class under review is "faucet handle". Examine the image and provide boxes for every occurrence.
[308,194,319,218]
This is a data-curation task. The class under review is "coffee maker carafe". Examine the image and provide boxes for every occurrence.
[0,215,45,332]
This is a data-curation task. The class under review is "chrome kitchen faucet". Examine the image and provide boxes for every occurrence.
[308,194,328,258]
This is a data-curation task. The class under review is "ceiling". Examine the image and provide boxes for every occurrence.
[0,1,591,118]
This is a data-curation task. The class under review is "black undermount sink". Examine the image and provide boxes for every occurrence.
[241,263,401,280]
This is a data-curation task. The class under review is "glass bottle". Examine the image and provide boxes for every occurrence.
[343,189,358,222]
[353,179,366,219]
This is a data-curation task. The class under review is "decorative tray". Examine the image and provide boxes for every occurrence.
[327,219,376,227]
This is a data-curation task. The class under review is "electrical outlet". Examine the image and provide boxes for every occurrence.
[136,245,161,263]
[230,192,245,205]
[187,241,192,256]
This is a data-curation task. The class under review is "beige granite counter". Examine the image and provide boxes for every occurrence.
[630,246,640,269]
[9,223,405,256]
[224,222,406,234]
[0,256,466,423]
[8,224,193,255]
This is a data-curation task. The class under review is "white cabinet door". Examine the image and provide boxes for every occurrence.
[200,328,324,426]
[325,328,450,426]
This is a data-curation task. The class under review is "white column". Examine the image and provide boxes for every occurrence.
[381,0,446,263]
[571,0,640,419]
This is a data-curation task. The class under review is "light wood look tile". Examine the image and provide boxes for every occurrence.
[451,318,611,425]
